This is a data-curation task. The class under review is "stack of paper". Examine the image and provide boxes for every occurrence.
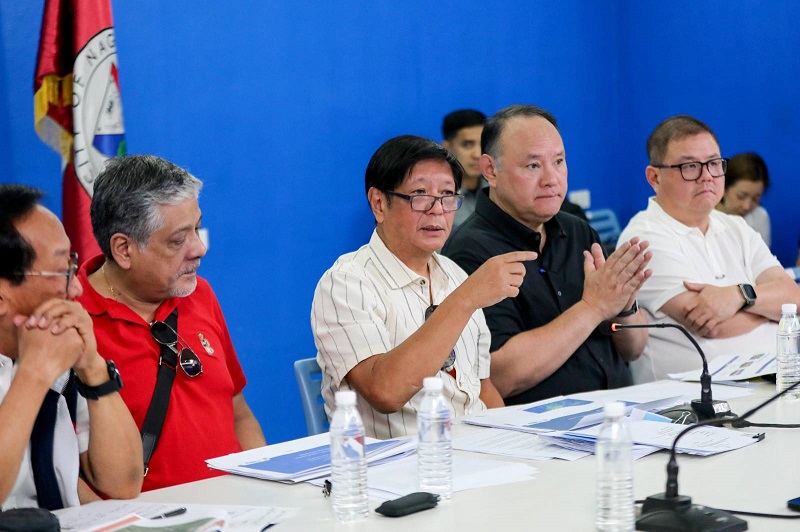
[668,353,776,383]
[461,395,683,435]
[309,454,538,501]
[206,433,415,483]
[453,427,589,461]
[56,502,297,532]
[540,419,762,457]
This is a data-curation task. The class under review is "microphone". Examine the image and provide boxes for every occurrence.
[636,376,800,531]
[601,321,734,421]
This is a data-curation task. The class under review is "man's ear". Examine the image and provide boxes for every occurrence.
[367,187,387,225]
[442,139,452,151]
[0,280,10,318]
[480,154,498,188]
[645,166,660,191]
[109,233,134,270]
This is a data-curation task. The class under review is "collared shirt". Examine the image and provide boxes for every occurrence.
[444,189,632,405]
[76,255,247,491]
[619,197,781,382]
[312,230,491,439]
[0,358,88,510]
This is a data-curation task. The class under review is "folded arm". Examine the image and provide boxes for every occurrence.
[664,265,799,338]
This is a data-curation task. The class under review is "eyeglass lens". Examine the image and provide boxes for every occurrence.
[678,159,727,180]
[66,252,78,296]
[150,321,203,377]
[410,195,462,212]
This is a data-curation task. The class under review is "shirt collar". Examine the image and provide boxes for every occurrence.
[474,188,565,249]
[367,230,446,291]
[77,254,180,325]
[647,197,727,237]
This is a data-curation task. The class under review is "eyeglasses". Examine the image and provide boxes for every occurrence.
[22,252,79,299]
[653,158,728,181]
[150,320,203,377]
[424,304,456,376]
[385,191,464,212]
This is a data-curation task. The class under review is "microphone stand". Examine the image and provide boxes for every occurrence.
[636,374,800,531]
[607,322,734,420]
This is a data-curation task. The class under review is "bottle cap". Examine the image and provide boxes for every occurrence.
[782,303,797,314]
[335,390,356,406]
[423,376,444,391]
[603,401,625,418]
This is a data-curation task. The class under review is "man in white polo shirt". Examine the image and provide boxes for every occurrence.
[311,135,535,438]
[619,115,800,382]
[0,184,141,510]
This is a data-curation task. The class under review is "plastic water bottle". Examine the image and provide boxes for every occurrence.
[596,402,634,531]
[417,376,452,500]
[776,303,800,400]
[329,390,369,521]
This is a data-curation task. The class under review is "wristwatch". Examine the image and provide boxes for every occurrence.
[75,360,123,400]
[738,284,757,309]
[617,300,639,318]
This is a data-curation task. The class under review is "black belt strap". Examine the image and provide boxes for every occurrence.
[141,308,178,475]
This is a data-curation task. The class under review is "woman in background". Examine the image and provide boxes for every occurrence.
[716,152,771,247]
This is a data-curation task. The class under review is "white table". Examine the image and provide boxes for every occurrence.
[137,382,800,530]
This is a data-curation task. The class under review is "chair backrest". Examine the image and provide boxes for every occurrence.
[293,358,329,435]
[586,208,621,245]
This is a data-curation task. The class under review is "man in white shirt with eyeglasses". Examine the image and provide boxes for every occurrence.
[0,184,141,510]
[619,115,800,382]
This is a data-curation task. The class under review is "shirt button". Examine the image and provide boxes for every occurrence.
[557,291,562,297]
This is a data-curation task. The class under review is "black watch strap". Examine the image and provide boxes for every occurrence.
[75,360,123,400]
[617,299,639,318]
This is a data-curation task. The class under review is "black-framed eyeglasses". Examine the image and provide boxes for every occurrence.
[653,158,728,181]
[385,191,464,212]
[150,321,203,377]
[21,251,79,299]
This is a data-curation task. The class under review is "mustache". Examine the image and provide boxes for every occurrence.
[178,260,201,276]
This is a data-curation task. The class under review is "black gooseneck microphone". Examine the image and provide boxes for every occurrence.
[601,321,735,420]
[635,375,800,531]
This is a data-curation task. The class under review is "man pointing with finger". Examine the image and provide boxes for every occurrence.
[445,105,653,405]
[312,135,535,438]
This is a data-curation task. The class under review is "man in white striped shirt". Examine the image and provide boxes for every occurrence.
[311,135,535,439]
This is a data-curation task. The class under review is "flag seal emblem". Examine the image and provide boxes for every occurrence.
[72,27,126,196]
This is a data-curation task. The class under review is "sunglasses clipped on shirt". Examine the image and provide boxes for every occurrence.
[150,320,204,378]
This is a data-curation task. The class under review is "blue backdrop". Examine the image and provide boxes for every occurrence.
[1,1,798,443]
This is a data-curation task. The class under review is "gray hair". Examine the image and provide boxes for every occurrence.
[482,104,560,166]
[91,155,203,260]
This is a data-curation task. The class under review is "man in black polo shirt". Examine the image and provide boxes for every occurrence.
[444,104,653,405]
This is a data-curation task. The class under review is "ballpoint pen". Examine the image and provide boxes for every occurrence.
[152,507,187,519]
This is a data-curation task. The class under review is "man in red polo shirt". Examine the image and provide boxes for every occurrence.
[77,155,265,491]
